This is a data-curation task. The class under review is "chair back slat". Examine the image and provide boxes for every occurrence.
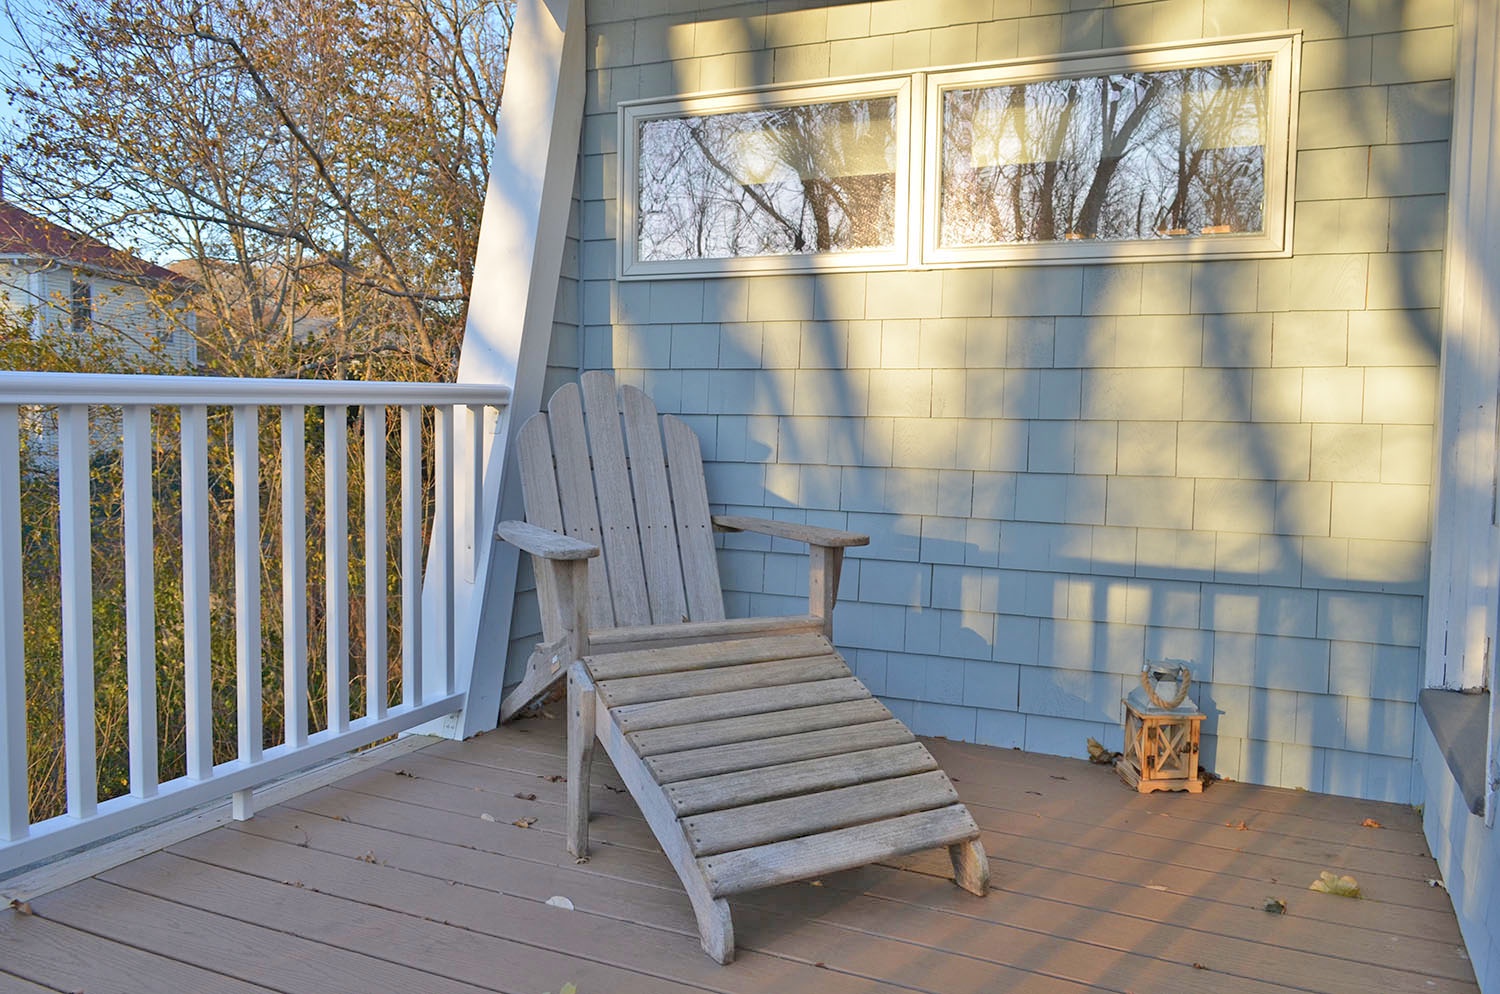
[663,415,725,621]
[581,372,652,626]
[515,416,566,634]
[545,382,616,627]
[621,384,690,625]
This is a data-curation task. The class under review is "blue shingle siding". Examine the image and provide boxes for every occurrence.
[537,0,1460,802]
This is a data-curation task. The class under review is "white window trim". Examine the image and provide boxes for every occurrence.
[617,33,1301,280]
[922,33,1301,268]
[618,77,914,280]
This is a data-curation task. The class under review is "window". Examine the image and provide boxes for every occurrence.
[924,35,1298,265]
[620,79,912,277]
[618,34,1298,278]
[69,277,91,335]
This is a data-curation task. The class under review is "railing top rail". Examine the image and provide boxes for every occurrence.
[0,371,511,408]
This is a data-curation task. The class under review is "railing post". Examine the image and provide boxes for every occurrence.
[0,406,27,841]
[122,405,159,799]
[58,405,97,819]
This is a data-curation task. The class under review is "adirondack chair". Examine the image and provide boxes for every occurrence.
[495,370,989,963]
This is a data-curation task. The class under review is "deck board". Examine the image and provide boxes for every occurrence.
[0,714,1478,994]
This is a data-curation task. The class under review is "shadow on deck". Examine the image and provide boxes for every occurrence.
[0,714,1477,994]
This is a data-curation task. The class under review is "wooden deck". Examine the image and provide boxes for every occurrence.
[0,714,1478,994]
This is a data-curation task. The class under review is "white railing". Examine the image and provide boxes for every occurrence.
[0,371,510,873]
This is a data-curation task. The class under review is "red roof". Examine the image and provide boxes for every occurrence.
[0,199,185,285]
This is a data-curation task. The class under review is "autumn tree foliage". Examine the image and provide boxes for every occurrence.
[0,0,512,820]
[4,0,513,380]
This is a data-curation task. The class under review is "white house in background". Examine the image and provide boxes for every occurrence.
[0,199,196,366]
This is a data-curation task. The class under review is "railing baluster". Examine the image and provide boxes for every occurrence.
[282,406,308,748]
[364,405,388,720]
[0,406,27,841]
[181,405,212,780]
[400,405,422,707]
[122,406,158,799]
[326,406,350,733]
[58,405,97,819]
[463,403,485,584]
[434,404,455,695]
[233,406,262,766]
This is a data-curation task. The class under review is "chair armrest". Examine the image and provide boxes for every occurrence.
[496,520,600,560]
[712,515,869,548]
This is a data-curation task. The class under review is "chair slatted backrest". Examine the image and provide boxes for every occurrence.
[516,371,724,630]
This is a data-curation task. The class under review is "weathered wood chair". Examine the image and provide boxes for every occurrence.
[496,370,989,963]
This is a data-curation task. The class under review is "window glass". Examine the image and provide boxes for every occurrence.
[69,278,91,336]
[634,96,899,263]
[937,61,1271,248]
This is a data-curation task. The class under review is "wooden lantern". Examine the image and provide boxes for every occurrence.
[1116,665,1204,794]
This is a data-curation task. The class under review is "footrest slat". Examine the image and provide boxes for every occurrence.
[698,804,981,897]
[666,742,938,816]
[683,770,960,856]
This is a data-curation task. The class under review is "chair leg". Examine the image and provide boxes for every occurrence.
[566,663,596,858]
[694,896,734,964]
[950,838,990,897]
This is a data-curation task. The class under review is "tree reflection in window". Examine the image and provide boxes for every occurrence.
[939,62,1269,247]
[636,97,898,262]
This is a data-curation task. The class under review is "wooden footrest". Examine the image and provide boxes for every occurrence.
[586,631,984,906]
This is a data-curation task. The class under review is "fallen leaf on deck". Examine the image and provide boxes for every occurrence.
[1025,790,1043,796]
[356,850,378,863]
[574,856,590,865]
[543,774,565,783]
[480,812,496,822]
[809,880,824,887]
[1193,963,1207,970]
[1145,884,1168,892]
[513,816,538,829]
[1087,737,1120,765]
[1050,775,1068,781]
[1428,878,1447,890]
[393,769,414,778]
[9,899,32,915]
[1263,897,1287,914]
[545,895,574,910]
[1227,820,1248,831]
[514,792,537,801]
[1308,871,1360,898]
[1361,818,1382,829]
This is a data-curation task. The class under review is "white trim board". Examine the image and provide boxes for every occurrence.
[432,0,587,741]
[1425,0,1500,824]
